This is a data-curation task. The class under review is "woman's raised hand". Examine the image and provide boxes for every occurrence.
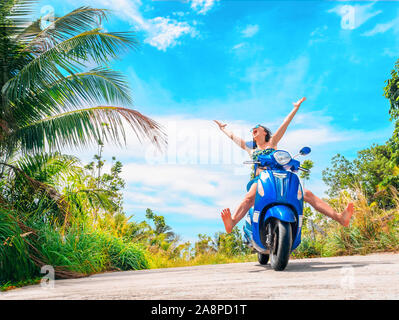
[293,97,306,109]
[214,120,227,130]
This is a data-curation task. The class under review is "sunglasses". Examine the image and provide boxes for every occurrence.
[250,124,263,132]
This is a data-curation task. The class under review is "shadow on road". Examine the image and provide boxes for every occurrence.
[249,260,394,273]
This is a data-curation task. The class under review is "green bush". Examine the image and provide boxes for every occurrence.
[0,208,37,284]
[34,224,109,275]
[292,236,322,259]
[1,216,150,285]
[34,224,149,274]
[99,233,149,271]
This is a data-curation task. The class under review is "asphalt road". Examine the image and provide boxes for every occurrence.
[1,253,399,300]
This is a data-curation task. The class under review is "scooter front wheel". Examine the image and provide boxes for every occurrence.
[270,219,292,271]
[257,252,269,265]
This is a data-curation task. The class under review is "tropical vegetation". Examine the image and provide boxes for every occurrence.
[0,0,166,289]
[1,0,399,292]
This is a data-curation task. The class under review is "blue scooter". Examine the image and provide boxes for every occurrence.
[242,146,311,271]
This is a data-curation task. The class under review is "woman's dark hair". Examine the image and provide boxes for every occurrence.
[260,125,272,142]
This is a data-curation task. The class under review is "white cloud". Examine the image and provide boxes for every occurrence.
[121,162,247,219]
[173,11,188,17]
[328,2,382,30]
[240,59,273,83]
[189,0,218,15]
[310,25,328,37]
[383,47,399,57]
[280,127,348,152]
[69,0,197,51]
[239,55,311,106]
[232,42,246,50]
[144,17,197,51]
[231,24,259,53]
[362,17,399,37]
[308,25,328,46]
[124,190,163,205]
[122,164,223,198]
[241,24,259,38]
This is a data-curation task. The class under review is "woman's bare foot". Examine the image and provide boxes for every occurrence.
[339,202,354,227]
[221,208,234,233]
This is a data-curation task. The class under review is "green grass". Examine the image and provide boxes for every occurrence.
[0,277,41,292]
[0,207,37,284]
[33,224,150,274]
[1,217,150,287]
[292,189,399,259]
[99,233,149,271]
[291,236,324,259]
[33,224,109,274]
[146,251,257,269]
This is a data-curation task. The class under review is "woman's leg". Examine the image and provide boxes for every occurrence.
[303,189,354,227]
[221,183,257,233]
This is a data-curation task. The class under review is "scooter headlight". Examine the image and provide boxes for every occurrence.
[273,151,292,165]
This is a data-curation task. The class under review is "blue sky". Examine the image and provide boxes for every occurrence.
[36,0,397,243]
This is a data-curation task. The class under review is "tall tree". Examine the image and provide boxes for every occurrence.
[0,1,166,163]
[384,59,399,121]
[321,59,399,207]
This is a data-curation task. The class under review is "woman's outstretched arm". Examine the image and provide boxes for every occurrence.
[270,97,306,146]
[214,120,248,151]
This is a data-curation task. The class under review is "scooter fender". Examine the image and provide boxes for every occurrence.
[264,205,296,223]
[251,205,296,252]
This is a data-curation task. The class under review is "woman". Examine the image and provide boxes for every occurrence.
[214,97,354,233]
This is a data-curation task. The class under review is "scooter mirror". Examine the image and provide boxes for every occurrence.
[299,146,311,155]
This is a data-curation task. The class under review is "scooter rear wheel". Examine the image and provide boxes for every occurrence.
[270,219,292,271]
[257,253,269,265]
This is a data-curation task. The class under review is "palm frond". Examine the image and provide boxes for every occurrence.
[12,106,167,154]
[0,161,69,216]
[23,6,109,50]
[70,188,119,213]
[65,29,139,63]
[55,67,133,107]
[14,17,41,43]
[4,29,138,102]
[10,67,133,126]
[13,152,82,186]
[1,1,37,91]
[1,0,37,34]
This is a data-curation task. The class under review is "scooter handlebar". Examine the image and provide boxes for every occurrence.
[243,160,261,164]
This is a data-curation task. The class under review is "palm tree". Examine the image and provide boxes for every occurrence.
[0,0,166,162]
[0,151,123,224]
